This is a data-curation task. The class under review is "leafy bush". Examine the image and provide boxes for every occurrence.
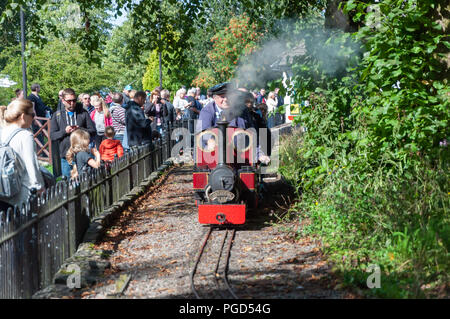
[348,0,449,166]
[194,14,263,84]
[277,1,449,298]
[295,159,449,297]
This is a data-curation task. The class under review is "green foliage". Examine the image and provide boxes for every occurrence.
[0,3,147,106]
[142,50,160,92]
[193,14,263,85]
[0,0,115,61]
[297,159,449,298]
[127,0,203,66]
[346,0,449,166]
[142,48,193,94]
[142,30,197,94]
[1,40,118,107]
[0,82,15,105]
[277,1,449,297]
[0,0,22,70]
[102,18,147,91]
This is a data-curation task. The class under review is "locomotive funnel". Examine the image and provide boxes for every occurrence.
[217,119,229,165]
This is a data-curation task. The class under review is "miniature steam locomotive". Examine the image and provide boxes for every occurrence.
[193,120,260,225]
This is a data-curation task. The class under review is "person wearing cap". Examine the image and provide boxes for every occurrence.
[123,91,153,147]
[196,83,270,164]
[196,82,242,132]
[196,82,233,153]
[122,85,132,105]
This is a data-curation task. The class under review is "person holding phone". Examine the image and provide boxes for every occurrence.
[144,90,168,136]
[50,88,96,178]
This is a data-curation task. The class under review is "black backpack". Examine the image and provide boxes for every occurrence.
[0,128,25,199]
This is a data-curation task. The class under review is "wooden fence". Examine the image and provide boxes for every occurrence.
[32,116,52,164]
[0,120,188,298]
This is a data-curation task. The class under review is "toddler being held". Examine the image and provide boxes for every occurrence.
[66,129,101,179]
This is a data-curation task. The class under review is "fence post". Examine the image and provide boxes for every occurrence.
[47,119,52,165]
[51,140,62,178]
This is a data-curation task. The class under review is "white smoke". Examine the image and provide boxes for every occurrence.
[225,19,362,117]
[230,20,361,91]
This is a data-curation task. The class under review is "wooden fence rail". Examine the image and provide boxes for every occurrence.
[33,116,52,164]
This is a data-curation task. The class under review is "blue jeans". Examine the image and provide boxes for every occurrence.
[61,158,73,178]
[122,130,129,150]
[115,134,124,148]
[267,115,275,129]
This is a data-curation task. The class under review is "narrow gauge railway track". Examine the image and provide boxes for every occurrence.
[190,227,238,299]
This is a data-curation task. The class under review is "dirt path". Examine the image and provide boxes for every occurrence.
[76,164,345,299]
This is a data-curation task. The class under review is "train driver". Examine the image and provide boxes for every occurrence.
[196,83,270,164]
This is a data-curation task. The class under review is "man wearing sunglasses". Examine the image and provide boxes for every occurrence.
[79,93,94,114]
[50,88,96,178]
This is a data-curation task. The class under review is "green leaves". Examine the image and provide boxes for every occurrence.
[4,9,13,17]
[281,0,448,209]
[351,0,449,164]
[277,0,449,299]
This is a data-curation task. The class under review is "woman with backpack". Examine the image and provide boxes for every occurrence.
[0,99,44,211]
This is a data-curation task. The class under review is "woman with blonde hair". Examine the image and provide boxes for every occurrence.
[66,129,101,179]
[0,99,44,211]
[173,88,188,117]
[90,96,112,148]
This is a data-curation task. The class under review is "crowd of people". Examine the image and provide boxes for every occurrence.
[0,82,285,210]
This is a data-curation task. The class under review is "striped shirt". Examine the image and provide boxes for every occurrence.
[110,103,126,134]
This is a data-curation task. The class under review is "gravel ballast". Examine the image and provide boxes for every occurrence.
[63,163,346,299]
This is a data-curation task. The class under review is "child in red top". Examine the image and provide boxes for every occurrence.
[99,126,124,162]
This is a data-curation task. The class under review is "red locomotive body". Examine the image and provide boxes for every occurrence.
[193,121,259,225]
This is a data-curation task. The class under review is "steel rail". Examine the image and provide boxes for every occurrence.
[223,229,238,299]
[213,229,228,298]
[190,227,213,299]
[191,227,238,299]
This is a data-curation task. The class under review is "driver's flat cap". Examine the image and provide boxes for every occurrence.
[209,82,230,96]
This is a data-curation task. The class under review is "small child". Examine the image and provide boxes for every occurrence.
[66,129,101,179]
[99,126,124,162]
